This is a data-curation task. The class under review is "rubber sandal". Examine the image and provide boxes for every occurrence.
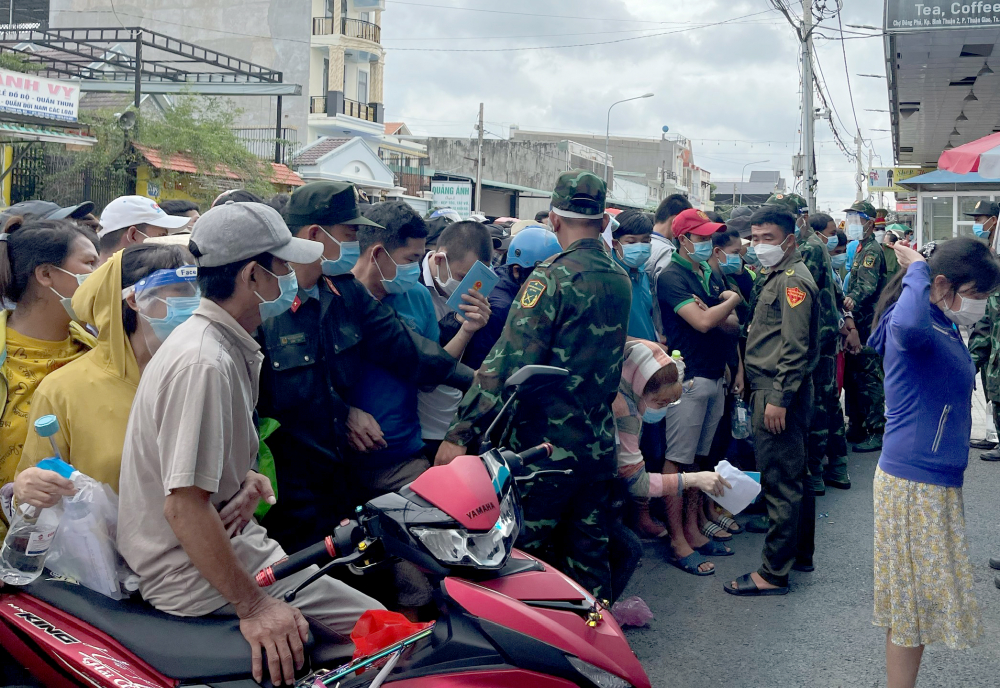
[696,540,734,557]
[715,515,743,534]
[667,552,715,576]
[723,572,788,597]
[700,521,732,541]
[637,527,670,541]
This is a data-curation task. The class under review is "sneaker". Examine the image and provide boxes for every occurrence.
[980,449,1000,462]
[853,434,883,453]
[746,515,770,533]
[970,437,998,450]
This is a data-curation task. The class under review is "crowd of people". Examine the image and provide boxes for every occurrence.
[0,171,997,688]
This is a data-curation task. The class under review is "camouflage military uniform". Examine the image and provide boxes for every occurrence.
[445,171,632,600]
[744,250,820,586]
[970,294,1000,446]
[844,215,888,442]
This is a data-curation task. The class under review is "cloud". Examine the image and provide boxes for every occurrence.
[382,0,891,215]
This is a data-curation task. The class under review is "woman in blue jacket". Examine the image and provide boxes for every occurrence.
[869,238,1000,688]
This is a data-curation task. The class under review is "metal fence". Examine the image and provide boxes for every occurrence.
[10,146,133,212]
[232,127,298,165]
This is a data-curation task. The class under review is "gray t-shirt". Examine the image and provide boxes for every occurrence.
[117,299,279,617]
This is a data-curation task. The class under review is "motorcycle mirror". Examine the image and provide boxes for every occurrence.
[504,365,569,390]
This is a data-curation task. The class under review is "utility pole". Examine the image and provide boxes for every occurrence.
[855,134,865,202]
[475,102,484,214]
[801,0,817,213]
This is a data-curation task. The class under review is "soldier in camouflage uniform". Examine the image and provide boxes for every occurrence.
[971,293,1000,460]
[765,193,852,495]
[843,200,887,453]
[436,170,632,600]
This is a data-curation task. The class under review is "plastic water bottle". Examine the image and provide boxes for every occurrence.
[0,416,77,585]
[731,399,751,440]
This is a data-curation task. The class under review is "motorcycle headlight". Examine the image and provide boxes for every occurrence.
[567,656,633,688]
[410,492,520,569]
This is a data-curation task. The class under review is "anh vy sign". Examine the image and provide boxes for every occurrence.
[0,68,79,122]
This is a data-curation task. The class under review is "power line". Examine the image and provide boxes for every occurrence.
[386,1,773,24]
[385,21,779,42]
[835,10,863,142]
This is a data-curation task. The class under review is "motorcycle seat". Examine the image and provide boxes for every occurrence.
[25,575,255,680]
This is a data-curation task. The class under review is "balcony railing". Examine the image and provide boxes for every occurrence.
[312,17,381,44]
[310,96,327,114]
[341,17,380,43]
[232,127,299,165]
[344,98,375,122]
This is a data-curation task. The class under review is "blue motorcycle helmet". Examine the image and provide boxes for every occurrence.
[505,226,562,269]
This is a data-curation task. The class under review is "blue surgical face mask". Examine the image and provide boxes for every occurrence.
[376,252,422,295]
[320,228,361,276]
[794,227,801,241]
[303,284,320,300]
[973,223,990,239]
[686,237,714,262]
[642,405,669,423]
[847,224,865,241]
[256,265,298,321]
[826,235,839,251]
[143,295,200,342]
[621,242,652,268]
[743,246,761,267]
[830,253,848,270]
[720,252,743,275]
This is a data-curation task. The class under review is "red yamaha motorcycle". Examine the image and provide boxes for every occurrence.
[0,366,650,688]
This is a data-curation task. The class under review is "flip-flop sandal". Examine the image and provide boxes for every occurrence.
[723,572,788,597]
[696,540,734,557]
[715,515,743,534]
[667,552,715,576]
[637,527,670,541]
[700,521,732,542]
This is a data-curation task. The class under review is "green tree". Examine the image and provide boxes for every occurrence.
[0,53,39,73]
[44,96,281,207]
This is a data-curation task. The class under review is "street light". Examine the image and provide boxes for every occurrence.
[738,160,769,206]
[604,92,654,184]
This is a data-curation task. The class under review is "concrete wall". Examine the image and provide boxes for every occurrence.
[511,130,690,185]
[49,0,312,134]
[426,138,571,195]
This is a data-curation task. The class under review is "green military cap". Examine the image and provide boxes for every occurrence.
[550,169,606,218]
[964,200,1000,218]
[283,181,382,229]
[843,200,877,218]
[765,192,808,214]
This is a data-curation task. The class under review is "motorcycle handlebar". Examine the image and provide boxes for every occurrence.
[256,536,337,587]
[517,443,554,467]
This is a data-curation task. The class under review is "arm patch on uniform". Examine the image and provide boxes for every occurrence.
[520,279,547,308]
[863,253,876,268]
[786,286,806,308]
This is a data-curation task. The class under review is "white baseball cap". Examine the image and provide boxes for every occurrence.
[98,196,192,238]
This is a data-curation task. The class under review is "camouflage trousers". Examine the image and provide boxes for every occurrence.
[843,346,886,438]
[517,469,613,601]
[751,378,816,586]
[807,352,849,481]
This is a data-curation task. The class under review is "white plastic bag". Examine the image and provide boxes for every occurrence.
[45,473,134,600]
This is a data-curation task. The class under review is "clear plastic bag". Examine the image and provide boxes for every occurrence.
[610,596,654,627]
[45,473,135,600]
[731,399,751,440]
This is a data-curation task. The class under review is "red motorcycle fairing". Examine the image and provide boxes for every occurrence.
[409,455,500,531]
[444,577,651,688]
[0,592,175,688]
[475,551,590,602]
[383,669,578,687]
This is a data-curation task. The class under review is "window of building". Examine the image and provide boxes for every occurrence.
[360,11,371,23]
[358,69,369,104]
[323,58,329,95]
[326,0,335,17]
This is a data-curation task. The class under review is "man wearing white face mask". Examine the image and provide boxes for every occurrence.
[725,206,819,597]
[255,183,476,555]
[843,200,888,454]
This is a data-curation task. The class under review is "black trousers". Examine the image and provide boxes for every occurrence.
[750,379,815,587]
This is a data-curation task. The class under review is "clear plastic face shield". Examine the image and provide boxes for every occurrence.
[124,266,200,356]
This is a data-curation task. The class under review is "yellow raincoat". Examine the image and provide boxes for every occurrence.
[17,252,141,494]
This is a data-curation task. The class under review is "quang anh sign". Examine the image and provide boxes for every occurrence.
[886,1,1000,31]
[0,68,79,122]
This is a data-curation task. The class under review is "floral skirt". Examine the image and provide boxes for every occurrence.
[873,467,982,649]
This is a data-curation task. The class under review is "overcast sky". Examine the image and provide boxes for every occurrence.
[381,0,891,217]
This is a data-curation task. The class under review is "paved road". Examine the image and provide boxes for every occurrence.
[624,440,1000,687]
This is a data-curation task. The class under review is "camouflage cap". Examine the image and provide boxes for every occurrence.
[550,169,606,218]
[765,192,808,214]
[843,200,877,217]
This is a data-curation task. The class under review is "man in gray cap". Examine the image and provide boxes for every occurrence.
[117,202,381,687]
